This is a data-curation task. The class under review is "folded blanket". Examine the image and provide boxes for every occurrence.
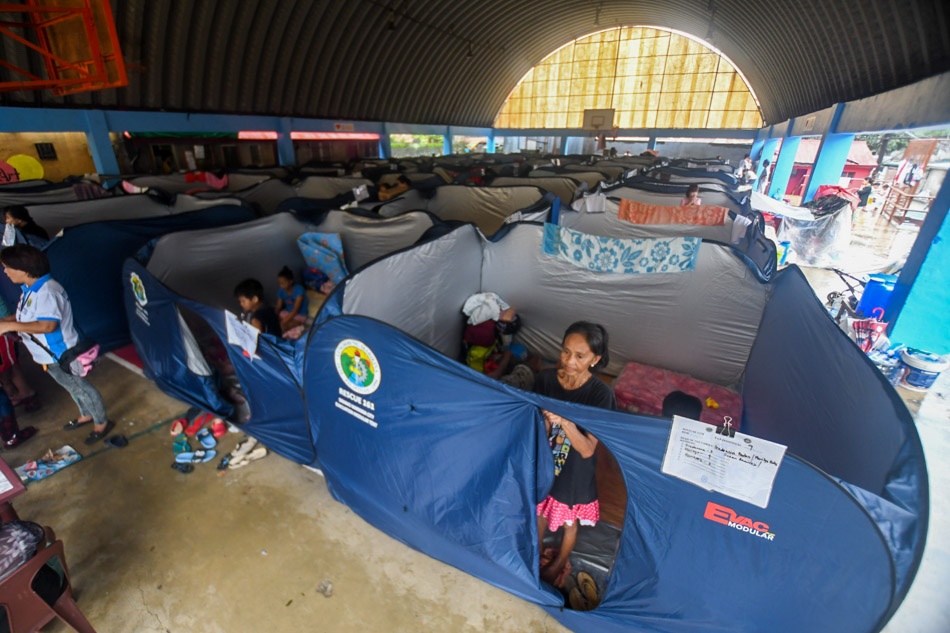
[618,199,728,226]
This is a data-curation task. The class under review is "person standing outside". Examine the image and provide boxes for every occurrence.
[0,245,112,445]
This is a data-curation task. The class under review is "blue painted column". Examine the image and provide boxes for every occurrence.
[647,136,658,151]
[276,117,296,167]
[486,131,496,154]
[378,123,392,159]
[82,110,120,175]
[767,134,800,200]
[802,105,853,202]
[888,173,950,354]
[442,128,452,156]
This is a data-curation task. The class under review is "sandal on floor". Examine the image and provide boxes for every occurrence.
[195,428,216,450]
[171,462,194,474]
[84,420,114,445]
[173,439,191,454]
[105,435,128,448]
[175,449,216,464]
[3,426,37,448]
[184,412,214,436]
[211,418,227,438]
[229,436,258,459]
[228,446,267,469]
[63,418,93,431]
[169,417,186,436]
[576,571,599,607]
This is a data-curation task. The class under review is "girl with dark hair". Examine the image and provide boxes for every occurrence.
[3,206,49,249]
[275,265,308,336]
[534,321,615,587]
[0,244,111,445]
[681,184,701,206]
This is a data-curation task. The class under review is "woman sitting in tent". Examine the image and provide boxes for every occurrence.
[535,321,615,587]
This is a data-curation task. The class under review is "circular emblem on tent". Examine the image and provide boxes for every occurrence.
[130,272,148,307]
[334,339,381,395]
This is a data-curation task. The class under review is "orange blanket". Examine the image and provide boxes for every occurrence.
[618,199,729,226]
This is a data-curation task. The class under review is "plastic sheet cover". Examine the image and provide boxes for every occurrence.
[776,202,853,267]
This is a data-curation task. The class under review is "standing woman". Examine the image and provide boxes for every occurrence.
[535,321,615,586]
[0,245,112,445]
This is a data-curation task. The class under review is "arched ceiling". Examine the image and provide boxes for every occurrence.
[1,0,948,127]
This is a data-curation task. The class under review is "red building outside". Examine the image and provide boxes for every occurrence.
[784,139,877,204]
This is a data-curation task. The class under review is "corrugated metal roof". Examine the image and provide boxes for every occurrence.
[1,0,948,127]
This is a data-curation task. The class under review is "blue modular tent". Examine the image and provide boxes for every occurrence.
[303,223,925,632]
[45,205,257,350]
[123,210,440,463]
[124,219,926,632]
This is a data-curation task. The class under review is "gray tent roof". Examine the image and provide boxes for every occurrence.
[376,185,551,235]
[145,210,435,308]
[27,193,245,236]
[490,176,583,206]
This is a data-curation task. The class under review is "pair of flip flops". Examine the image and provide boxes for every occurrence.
[170,411,215,437]
[566,572,599,611]
[195,428,216,449]
[175,449,217,464]
[172,434,191,454]
[171,462,194,474]
[228,437,267,469]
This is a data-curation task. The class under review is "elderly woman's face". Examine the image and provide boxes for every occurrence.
[560,333,601,376]
[4,213,23,227]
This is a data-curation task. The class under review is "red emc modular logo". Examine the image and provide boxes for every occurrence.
[703,502,775,541]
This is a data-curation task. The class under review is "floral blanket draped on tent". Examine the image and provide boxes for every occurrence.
[542,223,701,274]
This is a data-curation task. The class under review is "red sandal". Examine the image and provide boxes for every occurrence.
[184,412,214,436]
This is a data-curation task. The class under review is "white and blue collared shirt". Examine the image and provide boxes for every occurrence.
[16,274,78,365]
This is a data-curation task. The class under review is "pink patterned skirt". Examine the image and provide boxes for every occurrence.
[537,495,600,531]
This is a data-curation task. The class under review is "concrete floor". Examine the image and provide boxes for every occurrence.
[5,204,948,632]
[7,359,568,633]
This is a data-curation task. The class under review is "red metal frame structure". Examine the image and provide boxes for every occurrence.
[0,0,127,95]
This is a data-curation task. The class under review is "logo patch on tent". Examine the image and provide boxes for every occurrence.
[334,339,381,395]
[703,501,775,541]
[130,272,148,307]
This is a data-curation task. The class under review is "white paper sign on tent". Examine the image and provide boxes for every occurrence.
[225,310,261,360]
[661,415,786,508]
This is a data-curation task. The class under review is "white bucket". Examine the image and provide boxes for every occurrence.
[899,349,950,392]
